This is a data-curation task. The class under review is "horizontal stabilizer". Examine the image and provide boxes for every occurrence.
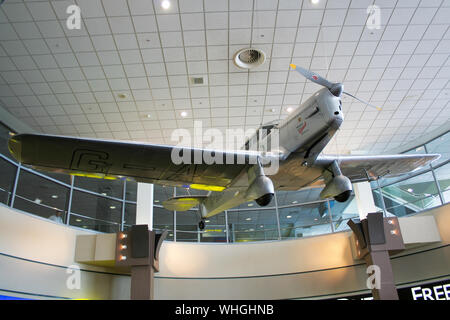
[162,196,207,211]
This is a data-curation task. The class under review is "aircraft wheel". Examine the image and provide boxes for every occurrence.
[256,193,274,206]
[334,190,352,203]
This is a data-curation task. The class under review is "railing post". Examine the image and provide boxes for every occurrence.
[120,179,127,231]
[66,175,74,225]
[327,199,334,232]
[225,210,229,243]
[273,192,281,240]
[9,162,21,208]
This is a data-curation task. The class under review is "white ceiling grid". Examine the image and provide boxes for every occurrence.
[0,0,448,155]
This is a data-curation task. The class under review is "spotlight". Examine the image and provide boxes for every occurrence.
[161,0,170,10]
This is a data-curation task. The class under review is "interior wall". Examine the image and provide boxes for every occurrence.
[0,202,449,300]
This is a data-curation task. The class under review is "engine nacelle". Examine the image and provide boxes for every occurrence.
[246,175,274,206]
[320,174,352,202]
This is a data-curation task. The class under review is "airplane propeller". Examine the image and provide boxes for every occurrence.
[289,64,381,111]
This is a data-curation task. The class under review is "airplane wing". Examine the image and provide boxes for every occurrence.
[7,133,265,190]
[315,154,440,183]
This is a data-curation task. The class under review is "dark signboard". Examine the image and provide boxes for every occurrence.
[336,278,450,300]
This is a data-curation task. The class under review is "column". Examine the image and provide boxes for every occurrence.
[353,181,377,220]
[136,183,154,229]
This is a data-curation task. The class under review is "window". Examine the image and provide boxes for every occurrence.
[228,208,279,242]
[278,203,332,239]
[153,206,174,241]
[0,157,16,205]
[426,131,450,166]
[74,175,124,199]
[433,163,450,204]
[381,171,441,217]
[70,190,122,232]
[13,170,70,223]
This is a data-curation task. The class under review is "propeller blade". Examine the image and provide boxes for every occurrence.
[343,91,382,111]
[290,64,334,89]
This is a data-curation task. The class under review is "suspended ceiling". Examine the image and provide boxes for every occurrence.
[0,0,449,155]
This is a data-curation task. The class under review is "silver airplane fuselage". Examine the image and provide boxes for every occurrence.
[199,88,344,218]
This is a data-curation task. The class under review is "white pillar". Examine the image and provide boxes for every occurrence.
[353,181,377,220]
[136,183,154,229]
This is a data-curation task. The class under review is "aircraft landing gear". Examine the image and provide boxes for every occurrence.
[198,220,205,230]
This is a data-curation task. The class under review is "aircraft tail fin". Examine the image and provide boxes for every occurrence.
[162,196,207,211]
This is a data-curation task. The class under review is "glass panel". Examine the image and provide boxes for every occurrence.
[0,157,17,205]
[70,190,122,231]
[74,175,124,199]
[227,208,279,242]
[176,209,198,242]
[154,185,174,206]
[276,188,322,207]
[153,206,174,241]
[381,171,442,217]
[32,168,71,185]
[426,131,450,166]
[69,214,120,233]
[125,180,137,202]
[202,211,227,243]
[330,196,360,232]
[278,202,331,239]
[434,163,450,204]
[13,170,70,223]
[124,202,136,226]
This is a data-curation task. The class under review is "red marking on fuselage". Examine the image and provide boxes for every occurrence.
[298,121,307,134]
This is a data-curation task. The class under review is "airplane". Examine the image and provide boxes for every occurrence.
[7,64,439,230]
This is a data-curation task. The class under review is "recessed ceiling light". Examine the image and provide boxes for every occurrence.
[310,0,320,4]
[407,188,413,193]
[246,217,252,221]
[314,218,318,221]
[146,113,151,118]
[292,200,298,204]
[205,220,210,223]
[161,0,170,9]
[180,111,188,117]
[51,195,58,199]
[154,200,159,203]
[76,219,82,222]
[34,198,42,204]
[101,192,107,196]
[286,215,292,219]
[110,206,116,209]
[286,107,294,113]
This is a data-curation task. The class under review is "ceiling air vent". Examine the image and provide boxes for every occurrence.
[190,77,204,85]
[233,48,266,69]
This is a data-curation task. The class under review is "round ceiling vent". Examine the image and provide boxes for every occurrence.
[233,48,266,69]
